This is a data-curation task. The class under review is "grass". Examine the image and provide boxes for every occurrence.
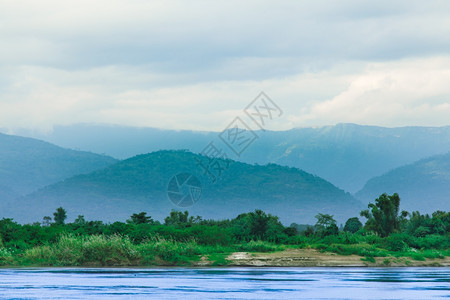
[1,233,448,267]
[208,253,231,266]
[311,241,449,265]
[313,243,390,258]
[9,234,250,267]
[0,247,13,266]
[361,256,376,263]
[237,240,286,252]
[21,235,140,266]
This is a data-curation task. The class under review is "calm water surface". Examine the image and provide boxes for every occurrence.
[0,267,448,299]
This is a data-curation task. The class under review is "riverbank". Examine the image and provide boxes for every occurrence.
[2,235,449,268]
[1,205,448,268]
[196,248,450,267]
[4,248,448,268]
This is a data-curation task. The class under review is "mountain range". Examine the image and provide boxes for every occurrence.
[20,123,450,193]
[1,123,449,224]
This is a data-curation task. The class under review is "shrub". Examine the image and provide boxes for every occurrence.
[23,234,139,266]
[344,217,362,233]
[137,238,202,265]
[82,235,138,266]
[186,226,232,246]
[23,246,54,265]
[208,253,230,266]
[386,239,408,252]
[237,240,282,252]
[422,250,444,259]
[52,235,84,265]
[361,256,376,263]
[416,235,449,250]
[409,252,425,261]
[0,248,13,266]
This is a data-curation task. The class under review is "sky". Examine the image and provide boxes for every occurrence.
[0,0,450,133]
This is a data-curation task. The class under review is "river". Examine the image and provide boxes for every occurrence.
[0,267,448,299]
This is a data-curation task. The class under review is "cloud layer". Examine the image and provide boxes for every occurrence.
[1,0,449,132]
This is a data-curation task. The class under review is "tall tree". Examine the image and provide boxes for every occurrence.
[249,209,271,239]
[74,215,86,225]
[164,210,189,227]
[42,216,52,226]
[343,217,362,233]
[360,193,408,237]
[314,213,338,236]
[127,212,153,225]
[53,207,67,225]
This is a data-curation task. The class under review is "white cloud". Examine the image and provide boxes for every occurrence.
[1,57,448,133]
[297,57,450,127]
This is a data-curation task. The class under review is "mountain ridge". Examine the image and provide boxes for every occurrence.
[0,132,118,198]
[15,123,450,192]
[4,150,363,225]
[356,151,450,213]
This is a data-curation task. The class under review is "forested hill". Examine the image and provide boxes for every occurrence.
[6,150,362,224]
[356,152,450,213]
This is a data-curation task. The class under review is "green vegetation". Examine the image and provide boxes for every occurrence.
[0,194,448,267]
[360,193,407,237]
[343,217,362,233]
[53,207,67,225]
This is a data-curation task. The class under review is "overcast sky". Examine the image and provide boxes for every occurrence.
[1,0,449,133]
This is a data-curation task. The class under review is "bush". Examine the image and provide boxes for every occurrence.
[361,256,376,263]
[415,235,449,250]
[82,235,138,266]
[414,226,431,237]
[0,248,13,266]
[321,233,360,245]
[186,226,232,246]
[321,243,388,257]
[409,252,425,261]
[23,235,139,266]
[361,233,382,245]
[422,250,444,259]
[137,239,202,265]
[208,253,230,266]
[52,235,84,265]
[237,241,283,252]
[386,235,410,252]
[23,245,54,265]
[344,217,362,233]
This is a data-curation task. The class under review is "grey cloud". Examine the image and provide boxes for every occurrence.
[0,1,449,132]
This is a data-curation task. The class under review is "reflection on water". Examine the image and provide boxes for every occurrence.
[0,267,448,299]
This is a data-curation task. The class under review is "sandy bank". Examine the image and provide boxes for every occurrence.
[197,248,450,267]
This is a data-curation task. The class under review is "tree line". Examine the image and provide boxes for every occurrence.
[0,193,448,254]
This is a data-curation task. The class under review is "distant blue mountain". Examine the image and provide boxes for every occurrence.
[356,152,450,213]
[0,132,117,198]
[20,123,450,193]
